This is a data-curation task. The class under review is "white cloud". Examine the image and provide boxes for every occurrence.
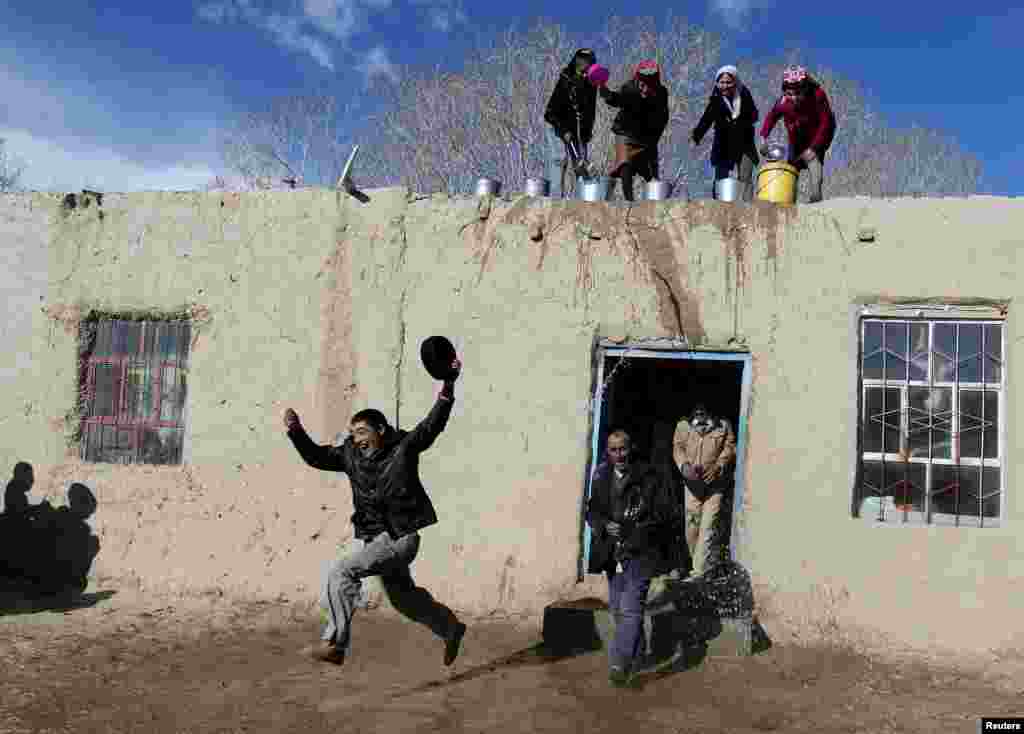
[0,128,223,192]
[709,0,774,31]
[197,1,465,69]
[358,46,398,83]
[411,0,466,32]
[265,13,336,70]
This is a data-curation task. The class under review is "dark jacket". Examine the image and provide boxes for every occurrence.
[600,81,670,148]
[544,62,598,144]
[760,84,837,160]
[692,85,760,167]
[585,460,677,575]
[287,396,454,541]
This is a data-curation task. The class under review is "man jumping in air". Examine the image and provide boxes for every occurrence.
[283,358,466,667]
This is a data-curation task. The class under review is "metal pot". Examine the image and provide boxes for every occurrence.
[645,179,673,200]
[577,176,611,202]
[475,177,501,197]
[761,143,788,163]
[524,178,550,198]
[714,177,742,202]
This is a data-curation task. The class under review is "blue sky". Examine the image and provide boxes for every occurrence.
[1,0,1020,194]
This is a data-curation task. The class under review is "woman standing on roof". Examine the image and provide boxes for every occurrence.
[759,65,836,203]
[600,60,670,202]
[544,48,599,198]
[691,65,760,202]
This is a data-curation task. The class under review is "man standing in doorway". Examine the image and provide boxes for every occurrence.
[283,358,467,667]
[586,429,675,687]
[673,404,737,579]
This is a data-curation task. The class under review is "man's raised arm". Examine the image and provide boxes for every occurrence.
[283,408,349,473]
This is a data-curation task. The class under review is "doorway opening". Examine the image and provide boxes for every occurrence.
[579,343,752,577]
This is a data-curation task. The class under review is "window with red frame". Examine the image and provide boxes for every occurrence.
[79,318,190,465]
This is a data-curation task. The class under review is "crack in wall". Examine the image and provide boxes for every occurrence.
[394,215,410,429]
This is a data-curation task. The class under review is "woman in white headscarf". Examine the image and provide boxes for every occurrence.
[691,65,760,201]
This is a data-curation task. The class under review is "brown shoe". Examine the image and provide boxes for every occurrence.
[305,641,345,665]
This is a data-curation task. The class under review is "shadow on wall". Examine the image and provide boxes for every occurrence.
[0,463,112,614]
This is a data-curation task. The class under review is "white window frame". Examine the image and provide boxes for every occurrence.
[855,306,1007,528]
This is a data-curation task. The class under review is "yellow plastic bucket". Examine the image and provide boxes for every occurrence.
[756,161,798,205]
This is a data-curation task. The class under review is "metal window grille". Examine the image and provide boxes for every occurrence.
[857,317,1005,527]
[79,319,191,466]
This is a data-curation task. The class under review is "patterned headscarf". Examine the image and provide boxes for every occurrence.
[782,65,808,88]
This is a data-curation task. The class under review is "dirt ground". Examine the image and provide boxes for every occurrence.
[1,585,1022,734]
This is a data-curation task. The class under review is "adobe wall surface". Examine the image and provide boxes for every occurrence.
[2,188,1022,655]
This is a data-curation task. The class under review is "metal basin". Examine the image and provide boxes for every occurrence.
[475,177,501,197]
[645,180,673,200]
[714,177,742,202]
[524,177,550,198]
[577,176,611,202]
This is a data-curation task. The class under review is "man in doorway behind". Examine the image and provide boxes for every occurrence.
[759,65,836,203]
[283,358,467,667]
[600,60,670,201]
[544,48,599,198]
[586,429,676,687]
[673,404,737,579]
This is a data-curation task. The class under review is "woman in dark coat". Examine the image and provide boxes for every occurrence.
[691,65,760,202]
[544,48,599,198]
[600,60,670,201]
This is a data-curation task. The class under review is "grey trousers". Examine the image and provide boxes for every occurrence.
[321,531,460,655]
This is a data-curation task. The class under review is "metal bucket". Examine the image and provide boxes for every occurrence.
[645,180,673,200]
[714,177,742,202]
[577,176,611,202]
[475,177,501,197]
[524,178,550,198]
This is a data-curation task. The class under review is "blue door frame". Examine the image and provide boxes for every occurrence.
[581,347,753,574]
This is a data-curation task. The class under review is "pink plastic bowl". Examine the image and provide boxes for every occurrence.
[587,64,610,87]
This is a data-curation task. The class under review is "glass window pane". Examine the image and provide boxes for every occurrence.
[140,427,166,464]
[143,322,158,359]
[884,322,908,381]
[933,324,955,382]
[160,427,184,465]
[984,324,1002,383]
[958,390,992,459]
[957,324,982,382]
[885,461,925,512]
[159,323,180,360]
[864,387,901,454]
[907,387,952,460]
[863,322,882,380]
[124,362,152,420]
[92,364,120,418]
[112,321,141,356]
[180,323,192,363]
[954,466,982,521]
[159,366,186,424]
[983,392,998,460]
[94,321,112,358]
[929,465,960,517]
[981,467,1001,519]
[909,323,928,381]
[857,460,885,517]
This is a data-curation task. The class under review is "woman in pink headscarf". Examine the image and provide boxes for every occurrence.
[600,60,670,201]
[759,65,836,203]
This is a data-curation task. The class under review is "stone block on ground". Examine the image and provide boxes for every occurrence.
[541,597,607,652]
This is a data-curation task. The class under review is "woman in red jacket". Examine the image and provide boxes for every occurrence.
[759,66,836,203]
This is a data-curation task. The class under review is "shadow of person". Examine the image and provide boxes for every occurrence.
[0,481,103,608]
[0,461,48,580]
